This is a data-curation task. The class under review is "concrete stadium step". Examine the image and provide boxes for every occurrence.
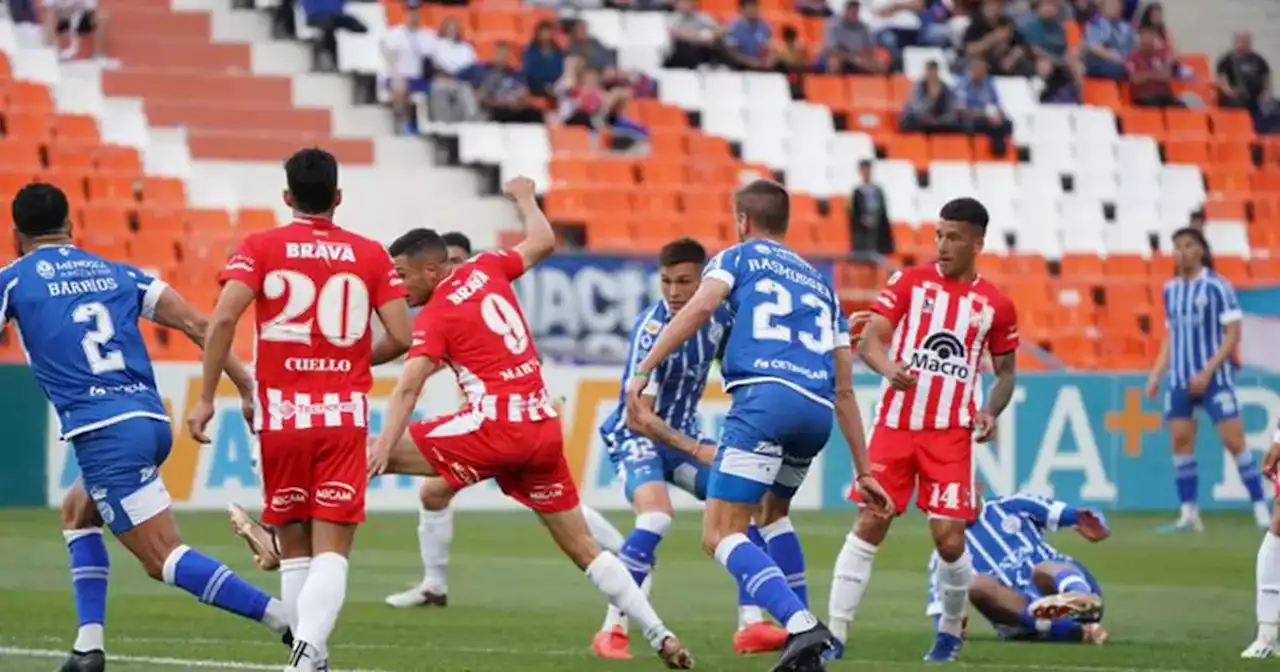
[104,6,213,38]
[186,128,374,164]
[102,68,294,106]
[144,100,332,134]
[108,39,251,71]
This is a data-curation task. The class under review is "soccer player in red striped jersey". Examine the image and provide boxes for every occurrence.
[828,197,1019,663]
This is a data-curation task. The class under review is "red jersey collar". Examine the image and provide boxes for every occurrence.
[292,214,336,229]
[933,263,981,286]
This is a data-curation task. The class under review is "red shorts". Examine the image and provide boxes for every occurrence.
[848,425,975,520]
[258,428,368,526]
[409,411,579,514]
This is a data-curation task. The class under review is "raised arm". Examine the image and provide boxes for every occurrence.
[506,176,556,272]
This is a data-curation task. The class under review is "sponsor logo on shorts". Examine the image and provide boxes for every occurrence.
[435,449,481,485]
[315,481,356,507]
[88,487,108,501]
[270,487,309,511]
[96,500,115,526]
[528,482,566,503]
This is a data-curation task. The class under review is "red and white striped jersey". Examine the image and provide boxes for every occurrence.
[219,215,407,434]
[407,250,557,425]
[870,265,1018,431]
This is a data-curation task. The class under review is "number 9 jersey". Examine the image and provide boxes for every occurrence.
[219,215,407,433]
[704,239,849,408]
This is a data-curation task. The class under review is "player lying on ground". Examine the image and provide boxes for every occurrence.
[624,180,891,672]
[1244,438,1280,658]
[0,183,294,672]
[190,148,414,672]
[834,197,1020,663]
[364,177,693,668]
[591,237,790,660]
[924,492,1110,645]
[1144,226,1264,532]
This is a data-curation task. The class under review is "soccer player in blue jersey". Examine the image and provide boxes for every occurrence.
[1144,227,1265,531]
[591,238,790,659]
[924,492,1110,645]
[0,183,293,672]
[624,180,891,672]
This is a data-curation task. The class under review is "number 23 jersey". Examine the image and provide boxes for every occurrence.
[219,216,406,432]
[704,239,849,408]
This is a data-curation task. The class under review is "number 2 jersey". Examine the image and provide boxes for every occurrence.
[0,245,168,438]
[219,215,406,433]
[703,239,848,408]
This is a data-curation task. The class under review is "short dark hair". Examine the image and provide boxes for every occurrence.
[939,197,989,233]
[12,182,69,237]
[1172,226,1214,270]
[734,179,789,235]
[659,238,707,268]
[284,148,339,215]
[858,159,873,170]
[441,231,472,255]
[389,228,448,261]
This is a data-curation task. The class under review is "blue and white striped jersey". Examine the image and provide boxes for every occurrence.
[925,493,1077,615]
[703,239,849,408]
[0,245,169,439]
[601,301,731,451]
[1162,269,1241,389]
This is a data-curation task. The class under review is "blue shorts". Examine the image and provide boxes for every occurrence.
[607,433,709,502]
[708,382,833,504]
[1165,383,1240,423]
[74,417,174,536]
[384,77,431,94]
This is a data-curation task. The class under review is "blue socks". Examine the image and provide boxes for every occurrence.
[1237,451,1266,504]
[1017,609,1083,642]
[1052,567,1092,594]
[761,517,807,607]
[1173,455,1198,505]
[715,533,815,633]
[64,529,109,653]
[618,512,672,587]
[162,545,271,622]
[738,526,767,611]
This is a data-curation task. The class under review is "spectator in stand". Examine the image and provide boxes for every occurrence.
[1081,0,1135,80]
[478,42,543,123]
[42,0,108,61]
[1137,3,1194,80]
[962,0,1033,77]
[724,0,775,72]
[796,0,832,18]
[299,0,367,72]
[1021,0,1083,100]
[954,56,1012,155]
[556,55,645,141]
[1127,24,1182,108]
[849,160,895,256]
[821,1,885,75]
[381,3,436,134]
[776,25,809,93]
[566,18,617,72]
[1217,31,1278,132]
[523,20,565,102]
[918,0,955,48]
[665,0,721,70]
[899,60,959,132]
[864,0,923,53]
[428,17,480,124]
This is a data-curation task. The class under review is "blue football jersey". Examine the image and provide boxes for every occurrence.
[601,300,730,451]
[0,245,169,439]
[1162,268,1241,390]
[703,239,848,408]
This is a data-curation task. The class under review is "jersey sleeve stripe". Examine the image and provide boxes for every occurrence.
[1220,308,1243,324]
[704,268,735,290]
[0,277,17,322]
[140,279,169,321]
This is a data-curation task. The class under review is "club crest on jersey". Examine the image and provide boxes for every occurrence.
[35,260,55,279]
[921,297,936,313]
[911,331,970,380]
[285,241,355,263]
[1001,515,1022,535]
[643,320,662,336]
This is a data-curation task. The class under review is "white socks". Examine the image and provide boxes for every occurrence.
[418,506,453,594]
[586,552,671,650]
[935,550,973,637]
[583,505,625,555]
[829,533,878,643]
[293,552,349,660]
[1258,532,1280,640]
[73,624,103,654]
[738,605,766,629]
[280,557,311,630]
[602,574,652,633]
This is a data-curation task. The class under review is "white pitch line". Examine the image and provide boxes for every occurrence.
[0,647,393,672]
[0,638,1200,672]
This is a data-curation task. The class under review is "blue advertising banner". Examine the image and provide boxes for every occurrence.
[515,254,836,364]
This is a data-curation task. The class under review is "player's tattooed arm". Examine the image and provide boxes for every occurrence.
[369,355,439,475]
[627,393,707,463]
[149,286,254,397]
[981,350,1017,418]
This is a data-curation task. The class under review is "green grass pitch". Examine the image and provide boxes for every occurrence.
[0,508,1267,671]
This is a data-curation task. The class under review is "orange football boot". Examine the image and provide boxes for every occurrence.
[733,621,788,654]
[591,625,633,660]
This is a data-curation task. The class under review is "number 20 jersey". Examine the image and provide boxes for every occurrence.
[219,215,406,433]
[0,245,168,439]
[704,239,849,408]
